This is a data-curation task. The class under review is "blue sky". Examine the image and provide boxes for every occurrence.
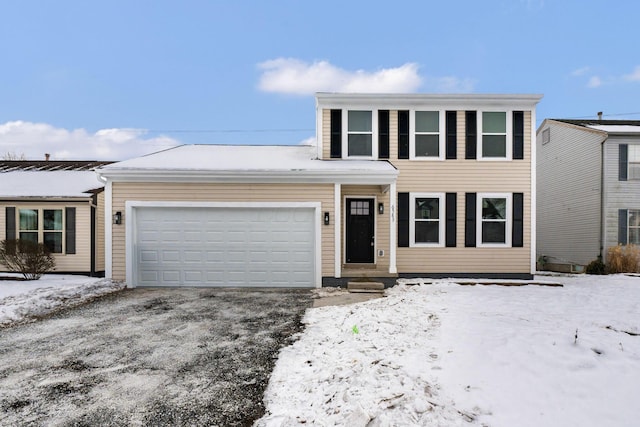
[1,0,639,160]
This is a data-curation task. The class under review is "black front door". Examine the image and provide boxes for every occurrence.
[345,198,374,263]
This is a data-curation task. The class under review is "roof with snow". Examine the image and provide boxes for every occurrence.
[0,171,103,198]
[0,160,113,172]
[97,145,398,184]
[553,119,640,134]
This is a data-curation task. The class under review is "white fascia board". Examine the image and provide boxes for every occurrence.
[96,169,398,185]
[316,93,543,111]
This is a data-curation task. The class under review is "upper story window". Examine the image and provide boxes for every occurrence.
[346,110,374,157]
[479,112,512,159]
[628,145,640,180]
[411,111,445,160]
[18,208,64,253]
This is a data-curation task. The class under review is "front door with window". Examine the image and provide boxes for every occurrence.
[345,198,374,263]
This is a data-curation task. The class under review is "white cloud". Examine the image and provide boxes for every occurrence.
[587,76,602,88]
[624,65,640,82]
[257,59,423,95]
[0,121,180,161]
[571,66,590,77]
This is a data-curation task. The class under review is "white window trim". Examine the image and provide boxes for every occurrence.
[477,193,512,248]
[628,145,640,180]
[409,109,445,161]
[409,192,445,247]
[628,209,640,245]
[478,110,512,161]
[342,109,378,160]
[16,207,65,254]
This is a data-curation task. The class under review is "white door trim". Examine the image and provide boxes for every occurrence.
[125,201,322,288]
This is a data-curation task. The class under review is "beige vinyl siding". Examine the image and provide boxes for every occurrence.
[96,191,105,272]
[0,201,92,273]
[392,110,533,274]
[603,136,640,256]
[322,109,331,160]
[397,192,531,273]
[318,109,534,274]
[537,121,604,266]
[110,182,335,281]
[341,185,390,274]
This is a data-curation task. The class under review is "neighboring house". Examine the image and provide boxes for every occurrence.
[96,93,542,288]
[536,119,640,271]
[0,161,112,276]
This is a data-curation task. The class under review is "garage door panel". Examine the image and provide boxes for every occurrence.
[135,206,315,287]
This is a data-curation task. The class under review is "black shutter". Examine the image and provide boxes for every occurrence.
[5,207,16,240]
[619,209,628,244]
[513,111,524,160]
[378,110,390,159]
[398,110,409,159]
[446,111,457,159]
[619,144,628,181]
[330,109,342,158]
[465,111,477,159]
[65,207,76,254]
[465,193,476,247]
[398,192,410,247]
[445,193,457,247]
[512,193,524,247]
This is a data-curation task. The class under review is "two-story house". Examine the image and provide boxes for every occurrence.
[536,118,640,271]
[97,93,542,288]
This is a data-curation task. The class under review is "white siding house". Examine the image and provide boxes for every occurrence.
[536,119,640,270]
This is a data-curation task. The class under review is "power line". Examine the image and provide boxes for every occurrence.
[146,128,314,134]
[565,111,640,119]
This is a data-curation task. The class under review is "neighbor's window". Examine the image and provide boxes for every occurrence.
[629,210,640,244]
[413,111,441,158]
[347,110,373,156]
[18,208,63,253]
[628,145,640,180]
[410,193,444,246]
[481,112,508,158]
[478,194,512,246]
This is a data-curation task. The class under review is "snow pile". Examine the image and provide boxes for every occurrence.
[257,275,640,426]
[0,275,124,327]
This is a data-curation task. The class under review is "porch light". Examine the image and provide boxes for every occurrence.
[378,203,384,215]
[113,211,122,225]
[324,212,330,225]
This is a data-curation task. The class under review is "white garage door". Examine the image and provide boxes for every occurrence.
[133,206,316,287]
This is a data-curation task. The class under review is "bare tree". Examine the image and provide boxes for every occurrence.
[2,151,27,160]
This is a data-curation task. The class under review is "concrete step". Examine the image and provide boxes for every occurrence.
[347,281,385,293]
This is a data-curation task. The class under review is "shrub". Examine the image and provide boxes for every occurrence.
[585,258,606,275]
[0,239,56,280]
[606,244,640,273]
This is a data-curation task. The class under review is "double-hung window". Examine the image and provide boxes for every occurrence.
[411,110,444,160]
[477,193,512,247]
[410,193,445,247]
[628,145,640,180]
[346,110,374,157]
[479,111,512,160]
[629,210,640,244]
[18,208,64,253]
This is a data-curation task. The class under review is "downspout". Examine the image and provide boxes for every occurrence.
[90,194,97,277]
[599,139,605,261]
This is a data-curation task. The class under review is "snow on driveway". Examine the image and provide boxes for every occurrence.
[0,274,124,327]
[257,274,640,426]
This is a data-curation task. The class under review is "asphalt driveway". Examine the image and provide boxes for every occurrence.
[0,287,312,426]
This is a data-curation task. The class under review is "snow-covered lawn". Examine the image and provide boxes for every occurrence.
[0,274,124,327]
[257,274,640,427]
